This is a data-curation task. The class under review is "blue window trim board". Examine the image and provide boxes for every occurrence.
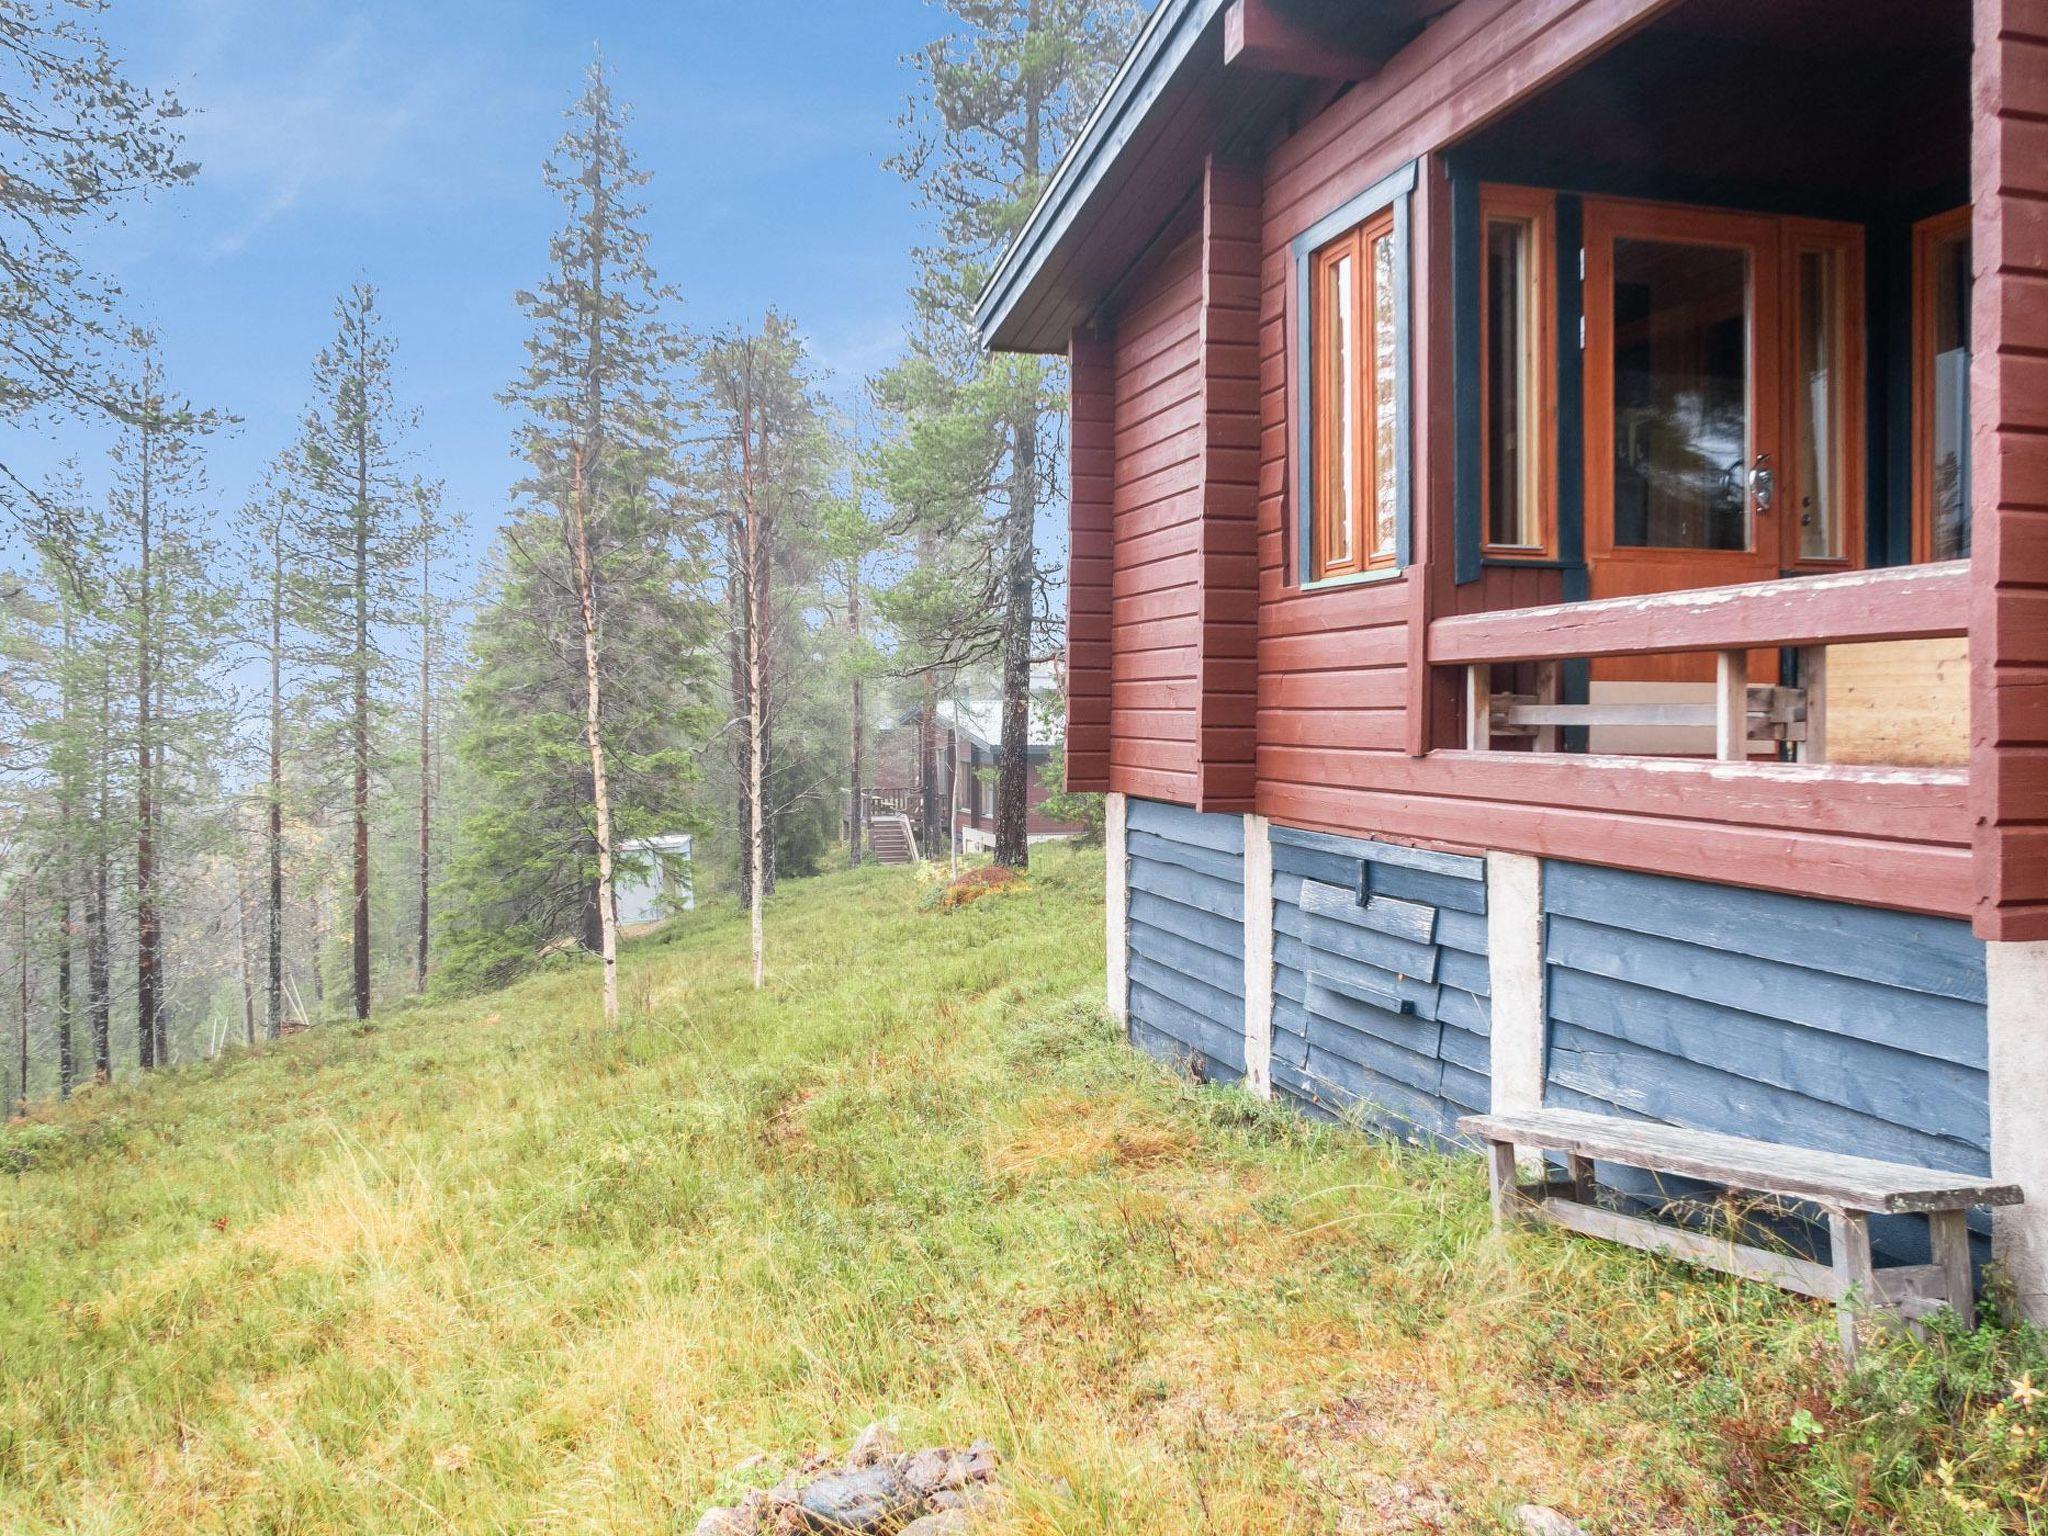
[1292,160,1417,586]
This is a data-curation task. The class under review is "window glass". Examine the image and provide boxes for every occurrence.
[1372,229,1399,560]
[1326,250,1356,571]
[1485,216,1540,548]
[1929,230,1971,561]
[1794,247,1844,561]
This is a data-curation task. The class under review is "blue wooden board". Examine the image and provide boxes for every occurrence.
[1272,824,1484,882]
[1128,919,1245,999]
[1128,829,1246,886]
[1129,857,1244,923]
[1128,889,1241,962]
[1129,980,1246,1073]
[1130,798,1246,855]
[1543,860,1985,1004]
[1129,1013,1246,1085]
[1130,953,1244,1034]
[1366,861,1487,916]
[1546,913,1988,1068]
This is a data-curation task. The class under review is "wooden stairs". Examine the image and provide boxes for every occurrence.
[867,813,919,866]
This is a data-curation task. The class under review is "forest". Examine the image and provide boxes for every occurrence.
[0,0,1136,1101]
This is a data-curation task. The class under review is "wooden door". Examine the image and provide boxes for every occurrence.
[1584,201,1785,682]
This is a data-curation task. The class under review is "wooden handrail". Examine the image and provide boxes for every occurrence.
[1428,561,1970,665]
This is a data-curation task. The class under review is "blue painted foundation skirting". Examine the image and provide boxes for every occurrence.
[1114,798,1994,1261]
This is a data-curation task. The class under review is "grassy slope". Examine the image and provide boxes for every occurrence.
[0,850,2030,1533]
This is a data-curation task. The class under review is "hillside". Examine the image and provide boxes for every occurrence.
[0,849,2037,1534]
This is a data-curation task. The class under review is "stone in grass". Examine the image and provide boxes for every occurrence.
[796,1463,923,1533]
[898,1514,971,1536]
[1514,1506,1587,1536]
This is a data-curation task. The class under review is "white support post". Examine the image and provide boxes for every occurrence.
[1485,852,1547,1119]
[1242,814,1274,1100]
[1715,649,1749,762]
[1989,940,2048,1322]
[1104,792,1129,1026]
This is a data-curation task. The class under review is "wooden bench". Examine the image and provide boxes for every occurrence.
[1458,1108,2023,1357]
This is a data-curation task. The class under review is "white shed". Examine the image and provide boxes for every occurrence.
[615,834,695,926]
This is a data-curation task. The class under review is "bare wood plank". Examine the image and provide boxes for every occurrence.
[1457,1109,2024,1213]
[1465,663,1491,751]
[1800,647,1829,765]
[1717,650,1749,763]
[1528,1194,1843,1302]
[1929,1208,1974,1319]
[1428,562,1972,665]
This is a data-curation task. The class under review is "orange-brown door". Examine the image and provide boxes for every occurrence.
[1584,201,1785,682]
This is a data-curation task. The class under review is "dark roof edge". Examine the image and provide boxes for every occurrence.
[972,0,1225,353]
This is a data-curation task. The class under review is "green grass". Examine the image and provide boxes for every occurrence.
[1,847,2042,1533]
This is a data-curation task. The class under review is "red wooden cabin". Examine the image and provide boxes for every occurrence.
[977,0,2048,1319]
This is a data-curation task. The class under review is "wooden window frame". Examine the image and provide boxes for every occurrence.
[1911,204,1973,565]
[1308,210,1399,580]
[1292,160,1414,587]
[1478,185,1557,560]
[1780,219,1866,571]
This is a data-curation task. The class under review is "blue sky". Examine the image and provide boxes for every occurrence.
[37,0,949,577]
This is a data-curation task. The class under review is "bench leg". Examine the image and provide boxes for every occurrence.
[1929,1209,1974,1323]
[1829,1208,1875,1362]
[1566,1152,1597,1204]
[1487,1139,1522,1228]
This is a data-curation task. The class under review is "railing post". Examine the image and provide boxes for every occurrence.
[1715,650,1749,762]
[1532,660,1560,754]
[1465,663,1492,752]
[1798,646,1829,765]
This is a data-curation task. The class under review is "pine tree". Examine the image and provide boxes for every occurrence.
[885,0,1137,867]
[287,284,423,1022]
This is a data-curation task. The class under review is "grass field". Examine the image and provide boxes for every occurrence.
[1,848,2042,1533]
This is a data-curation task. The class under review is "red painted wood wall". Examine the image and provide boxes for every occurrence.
[1065,329,1114,792]
[1973,0,2048,940]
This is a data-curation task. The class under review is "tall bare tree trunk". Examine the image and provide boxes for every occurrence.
[236,840,255,1048]
[416,498,433,993]
[89,655,110,1081]
[848,558,865,868]
[739,392,766,989]
[266,532,284,1039]
[350,377,374,1023]
[135,404,158,1071]
[56,591,74,1098]
[17,885,30,1114]
[568,448,620,1026]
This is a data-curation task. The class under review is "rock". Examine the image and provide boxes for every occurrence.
[694,1509,754,1536]
[1514,1506,1586,1536]
[926,1483,995,1514]
[958,1442,998,1482]
[900,1448,956,1496]
[796,1464,924,1533]
[898,1515,970,1536]
[847,1422,902,1469]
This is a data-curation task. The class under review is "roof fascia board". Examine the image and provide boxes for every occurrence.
[973,0,1228,350]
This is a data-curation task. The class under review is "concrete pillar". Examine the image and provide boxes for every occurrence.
[1104,792,1128,1025]
[1485,852,1547,1114]
[1989,940,2048,1321]
[1242,814,1274,1099]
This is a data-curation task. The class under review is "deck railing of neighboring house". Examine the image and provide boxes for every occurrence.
[1430,561,1971,765]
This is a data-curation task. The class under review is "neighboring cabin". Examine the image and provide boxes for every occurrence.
[614,835,695,928]
[975,0,2048,1317]
[865,696,1086,859]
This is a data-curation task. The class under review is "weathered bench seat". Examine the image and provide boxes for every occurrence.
[1458,1107,2023,1355]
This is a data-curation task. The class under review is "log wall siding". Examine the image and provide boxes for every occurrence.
[1066,328,1116,792]
[1269,825,1491,1142]
[1195,155,1266,812]
[1233,0,1976,916]
[1972,0,2048,940]
[1110,230,1205,804]
[1125,798,1248,1081]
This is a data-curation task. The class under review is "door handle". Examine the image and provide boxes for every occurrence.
[1749,453,1775,514]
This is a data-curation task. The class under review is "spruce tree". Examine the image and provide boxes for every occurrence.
[287,284,423,1022]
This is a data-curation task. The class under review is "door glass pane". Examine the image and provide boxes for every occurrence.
[1611,238,1750,551]
[1370,229,1399,559]
[1795,248,1843,560]
[1487,218,1539,547]
[1931,232,1971,561]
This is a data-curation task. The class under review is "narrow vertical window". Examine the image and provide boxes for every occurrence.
[1479,188,1554,556]
[1914,207,1973,563]
[1307,206,1401,580]
[1792,244,1847,562]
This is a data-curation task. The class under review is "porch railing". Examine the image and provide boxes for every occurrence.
[1427,561,1971,764]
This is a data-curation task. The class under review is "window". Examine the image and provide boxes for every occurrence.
[1786,224,1863,565]
[1480,187,1555,555]
[1309,211,1400,579]
[1913,206,1972,563]
[1295,162,1413,584]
